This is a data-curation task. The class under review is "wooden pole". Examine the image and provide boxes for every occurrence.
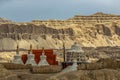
[63,41,66,62]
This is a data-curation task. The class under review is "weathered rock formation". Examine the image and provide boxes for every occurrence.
[32,12,120,26]
[1,12,120,50]
[0,23,74,50]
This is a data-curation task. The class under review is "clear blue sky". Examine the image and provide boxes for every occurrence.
[0,0,120,22]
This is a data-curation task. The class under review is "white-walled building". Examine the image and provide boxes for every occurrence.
[66,42,88,63]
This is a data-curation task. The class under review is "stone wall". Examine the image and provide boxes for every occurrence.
[1,63,62,73]
[31,65,62,73]
[1,63,30,70]
[78,58,120,70]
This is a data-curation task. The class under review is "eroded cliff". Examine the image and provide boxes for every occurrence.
[1,13,120,50]
[1,23,120,50]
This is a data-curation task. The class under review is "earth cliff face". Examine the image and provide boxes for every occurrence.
[1,13,120,50]
[1,22,120,50]
[0,23,74,50]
